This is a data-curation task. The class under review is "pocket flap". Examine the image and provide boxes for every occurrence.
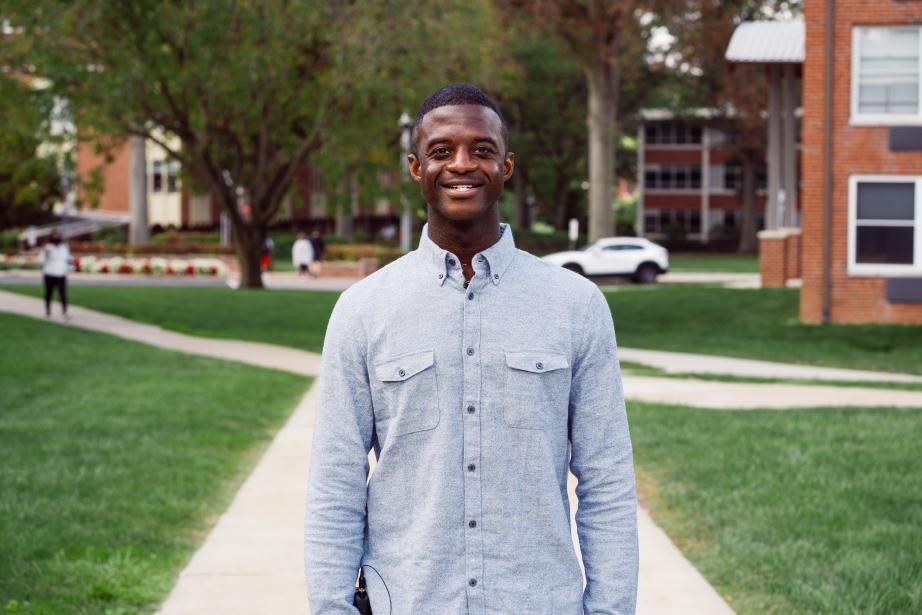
[375,349,435,382]
[504,350,569,373]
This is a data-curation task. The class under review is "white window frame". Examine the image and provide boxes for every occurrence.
[848,174,922,277]
[851,25,922,126]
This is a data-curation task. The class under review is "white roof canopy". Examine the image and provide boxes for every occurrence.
[725,19,805,64]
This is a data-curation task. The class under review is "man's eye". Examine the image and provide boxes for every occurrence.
[475,146,494,155]
[432,148,451,157]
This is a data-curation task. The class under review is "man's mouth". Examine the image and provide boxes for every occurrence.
[447,184,476,193]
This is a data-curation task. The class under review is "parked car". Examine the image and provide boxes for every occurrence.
[542,237,669,283]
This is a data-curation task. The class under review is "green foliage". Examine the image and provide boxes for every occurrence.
[0,312,308,614]
[0,75,64,230]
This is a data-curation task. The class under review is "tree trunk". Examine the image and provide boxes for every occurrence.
[738,155,758,253]
[586,59,618,242]
[235,220,266,288]
[554,179,570,230]
[129,136,150,244]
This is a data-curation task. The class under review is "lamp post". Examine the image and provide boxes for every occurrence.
[399,111,413,253]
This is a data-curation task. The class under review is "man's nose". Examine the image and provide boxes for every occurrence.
[446,148,477,173]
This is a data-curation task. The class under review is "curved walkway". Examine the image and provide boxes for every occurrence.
[4,289,921,614]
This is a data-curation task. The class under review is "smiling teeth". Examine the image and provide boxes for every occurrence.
[449,185,474,191]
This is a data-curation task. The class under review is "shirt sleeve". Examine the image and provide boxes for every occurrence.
[568,288,639,615]
[304,291,374,615]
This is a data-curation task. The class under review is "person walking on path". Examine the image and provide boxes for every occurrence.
[309,228,325,276]
[40,230,71,320]
[304,83,638,615]
[292,231,315,277]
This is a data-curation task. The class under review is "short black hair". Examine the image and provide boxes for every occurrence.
[411,83,508,154]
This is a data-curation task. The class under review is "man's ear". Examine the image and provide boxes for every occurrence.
[408,154,422,183]
[502,151,515,182]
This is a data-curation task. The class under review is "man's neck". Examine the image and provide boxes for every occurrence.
[427,211,501,284]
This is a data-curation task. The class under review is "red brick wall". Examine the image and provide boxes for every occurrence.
[801,0,922,323]
[76,138,131,214]
[644,149,704,165]
[760,231,789,287]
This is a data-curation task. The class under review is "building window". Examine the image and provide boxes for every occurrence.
[644,165,702,190]
[644,121,703,145]
[643,209,702,236]
[852,26,922,124]
[848,175,921,276]
[152,161,163,192]
[167,160,180,193]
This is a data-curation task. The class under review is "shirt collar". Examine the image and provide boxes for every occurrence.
[417,221,516,286]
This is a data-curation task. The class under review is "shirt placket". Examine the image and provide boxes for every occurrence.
[455,253,486,614]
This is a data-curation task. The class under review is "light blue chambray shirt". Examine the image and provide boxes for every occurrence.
[304,222,638,615]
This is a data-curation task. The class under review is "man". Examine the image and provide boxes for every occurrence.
[304,83,638,615]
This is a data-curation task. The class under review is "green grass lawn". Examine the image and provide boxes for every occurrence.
[0,313,310,615]
[630,403,922,614]
[668,252,760,273]
[0,284,340,353]
[606,286,922,375]
[3,283,921,374]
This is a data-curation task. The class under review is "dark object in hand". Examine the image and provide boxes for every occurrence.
[353,567,372,614]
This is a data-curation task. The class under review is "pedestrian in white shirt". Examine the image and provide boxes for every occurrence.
[41,230,71,319]
[292,232,315,277]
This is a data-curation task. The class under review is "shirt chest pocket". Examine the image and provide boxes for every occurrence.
[503,350,571,430]
[373,349,440,437]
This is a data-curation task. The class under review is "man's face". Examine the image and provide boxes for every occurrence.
[408,105,514,223]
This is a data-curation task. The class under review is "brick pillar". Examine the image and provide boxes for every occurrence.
[758,229,789,287]
[783,228,801,280]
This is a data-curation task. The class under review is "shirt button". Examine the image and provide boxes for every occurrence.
[468,519,477,528]
[467,292,474,300]
[397,368,406,377]
[535,361,544,370]
[493,273,499,280]
[466,347,475,356]
[466,405,475,414]
[437,273,444,279]
[469,578,477,587]
[467,463,476,471]
[448,258,457,266]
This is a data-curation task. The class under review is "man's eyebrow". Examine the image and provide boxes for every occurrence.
[423,138,452,151]
[472,136,499,147]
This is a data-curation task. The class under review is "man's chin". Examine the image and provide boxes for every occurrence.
[431,199,492,222]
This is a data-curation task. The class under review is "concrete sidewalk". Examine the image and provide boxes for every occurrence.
[619,347,922,384]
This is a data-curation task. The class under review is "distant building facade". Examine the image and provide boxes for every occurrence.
[800,1,922,323]
[637,109,770,243]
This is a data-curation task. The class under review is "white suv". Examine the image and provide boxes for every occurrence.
[542,237,669,283]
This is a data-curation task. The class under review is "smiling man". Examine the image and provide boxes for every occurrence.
[304,83,638,615]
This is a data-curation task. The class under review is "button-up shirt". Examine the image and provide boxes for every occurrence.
[304,222,638,615]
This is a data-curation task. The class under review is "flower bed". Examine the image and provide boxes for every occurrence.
[0,254,228,276]
[75,256,228,276]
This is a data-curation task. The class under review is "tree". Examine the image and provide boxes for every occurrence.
[658,0,801,251]
[0,74,63,230]
[506,1,647,242]
[492,24,587,231]
[6,0,351,286]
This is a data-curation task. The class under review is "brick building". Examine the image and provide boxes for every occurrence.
[637,109,771,243]
[800,0,922,323]
[75,135,329,230]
